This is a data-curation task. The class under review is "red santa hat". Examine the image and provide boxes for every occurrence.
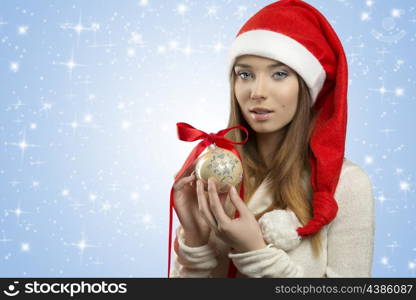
[227,0,348,237]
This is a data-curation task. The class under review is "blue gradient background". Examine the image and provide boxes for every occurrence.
[0,0,415,277]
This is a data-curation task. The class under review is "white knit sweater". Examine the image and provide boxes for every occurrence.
[170,159,375,278]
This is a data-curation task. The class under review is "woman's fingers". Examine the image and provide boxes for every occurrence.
[229,185,250,219]
[207,178,231,226]
[173,173,195,191]
[196,179,218,229]
[217,188,229,206]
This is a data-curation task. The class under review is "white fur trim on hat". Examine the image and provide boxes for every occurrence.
[228,29,326,105]
[258,209,302,251]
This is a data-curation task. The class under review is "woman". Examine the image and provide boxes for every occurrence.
[170,0,375,278]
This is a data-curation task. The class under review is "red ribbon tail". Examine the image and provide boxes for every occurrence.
[174,140,207,182]
[167,187,174,278]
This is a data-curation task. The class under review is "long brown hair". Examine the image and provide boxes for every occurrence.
[225,67,322,257]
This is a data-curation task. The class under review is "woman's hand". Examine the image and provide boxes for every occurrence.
[173,166,211,245]
[196,177,267,253]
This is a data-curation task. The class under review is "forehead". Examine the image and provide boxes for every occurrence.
[234,55,290,69]
[235,54,278,64]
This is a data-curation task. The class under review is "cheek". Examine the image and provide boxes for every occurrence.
[234,84,249,106]
[234,83,246,100]
[279,100,297,112]
[277,82,298,112]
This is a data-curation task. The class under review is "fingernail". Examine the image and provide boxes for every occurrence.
[231,186,237,194]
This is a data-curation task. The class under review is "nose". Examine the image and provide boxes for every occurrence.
[251,74,267,100]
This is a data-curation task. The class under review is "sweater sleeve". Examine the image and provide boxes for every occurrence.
[325,165,375,277]
[169,225,219,278]
[228,244,304,277]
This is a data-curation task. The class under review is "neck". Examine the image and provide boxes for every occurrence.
[256,130,285,168]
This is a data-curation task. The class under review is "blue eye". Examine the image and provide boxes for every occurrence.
[236,71,288,80]
[237,71,251,80]
[273,71,288,79]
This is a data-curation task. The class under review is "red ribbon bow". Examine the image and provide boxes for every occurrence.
[168,122,249,278]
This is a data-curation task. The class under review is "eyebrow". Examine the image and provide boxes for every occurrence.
[234,62,286,68]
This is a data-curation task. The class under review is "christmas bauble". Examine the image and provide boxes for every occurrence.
[194,144,243,194]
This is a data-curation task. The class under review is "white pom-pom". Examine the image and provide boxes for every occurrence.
[258,209,302,251]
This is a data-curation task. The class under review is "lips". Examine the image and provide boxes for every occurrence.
[249,107,274,114]
[249,107,274,121]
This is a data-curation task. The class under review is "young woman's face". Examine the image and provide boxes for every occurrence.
[233,55,299,134]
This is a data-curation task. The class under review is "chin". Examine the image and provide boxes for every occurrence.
[250,124,277,133]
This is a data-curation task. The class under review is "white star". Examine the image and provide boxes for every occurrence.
[18,25,28,35]
[364,156,374,165]
[142,213,152,224]
[117,102,126,110]
[395,168,403,175]
[85,93,96,104]
[74,23,84,34]
[391,9,402,18]
[145,107,153,115]
[399,181,410,191]
[379,87,386,94]
[386,241,400,252]
[366,0,374,7]
[235,6,247,19]
[213,42,223,53]
[40,102,52,112]
[121,120,131,130]
[177,4,188,15]
[67,234,97,264]
[66,59,77,70]
[129,32,144,45]
[380,128,395,137]
[127,48,136,57]
[183,45,193,55]
[91,23,100,31]
[207,5,218,16]
[378,195,386,204]
[10,62,19,72]
[77,239,87,250]
[54,48,84,80]
[84,114,93,123]
[19,141,28,150]
[21,243,30,252]
[138,0,149,6]
[157,45,166,53]
[395,88,404,96]
[168,40,178,50]
[5,131,39,163]
[361,12,370,21]
[101,201,112,211]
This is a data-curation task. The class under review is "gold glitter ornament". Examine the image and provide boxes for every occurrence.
[194,144,243,194]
